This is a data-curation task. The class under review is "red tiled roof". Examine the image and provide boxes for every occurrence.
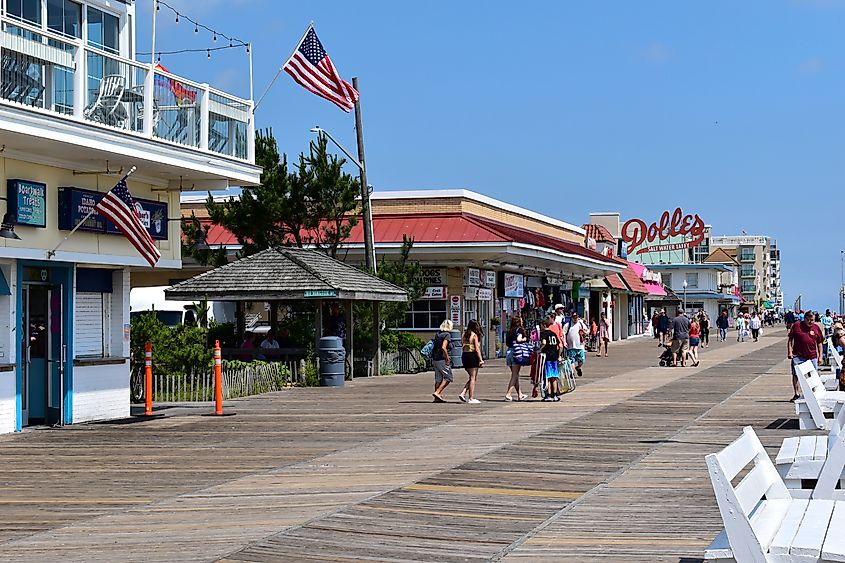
[195,212,619,267]
[605,274,627,290]
[619,263,648,294]
[582,223,615,244]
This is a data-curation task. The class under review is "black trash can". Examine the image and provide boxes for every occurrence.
[449,329,463,369]
[318,336,346,387]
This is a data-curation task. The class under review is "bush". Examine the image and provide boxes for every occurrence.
[130,313,213,377]
[207,321,237,348]
[302,360,319,387]
[396,331,425,350]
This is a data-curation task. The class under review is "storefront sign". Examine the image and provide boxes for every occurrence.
[477,288,493,300]
[560,281,573,291]
[303,289,338,298]
[423,286,447,299]
[525,276,543,288]
[418,268,447,286]
[545,274,564,286]
[58,187,169,240]
[622,208,706,257]
[641,268,662,284]
[465,267,480,287]
[450,295,461,324]
[7,180,46,228]
[483,270,496,288]
[503,273,524,298]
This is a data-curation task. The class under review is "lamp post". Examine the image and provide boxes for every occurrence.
[840,250,844,316]
[310,126,376,273]
[683,279,688,313]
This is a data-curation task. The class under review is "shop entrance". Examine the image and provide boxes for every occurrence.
[20,280,65,427]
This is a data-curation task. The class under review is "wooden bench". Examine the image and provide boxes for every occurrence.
[795,360,845,430]
[776,405,845,497]
[705,426,845,562]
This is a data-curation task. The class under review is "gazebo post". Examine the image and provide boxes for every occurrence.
[315,300,323,364]
[345,301,354,379]
[235,301,245,343]
[372,301,380,378]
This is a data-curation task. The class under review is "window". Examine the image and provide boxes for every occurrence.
[663,273,672,288]
[6,0,41,25]
[75,292,110,357]
[87,6,119,53]
[401,299,447,330]
[686,273,699,289]
[47,0,81,38]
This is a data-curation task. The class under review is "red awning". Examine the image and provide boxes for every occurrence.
[605,274,627,290]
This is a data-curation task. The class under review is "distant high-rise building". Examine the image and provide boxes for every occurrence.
[709,236,782,310]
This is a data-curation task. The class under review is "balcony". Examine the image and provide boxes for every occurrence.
[740,267,756,278]
[0,16,254,169]
[741,285,757,294]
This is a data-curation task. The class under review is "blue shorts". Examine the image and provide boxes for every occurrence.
[791,356,819,376]
[567,348,586,364]
[545,360,560,379]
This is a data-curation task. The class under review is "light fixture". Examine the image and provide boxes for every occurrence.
[213,32,217,41]
[0,213,21,240]
[175,12,179,23]
[207,49,211,59]
[190,230,210,251]
[194,23,198,33]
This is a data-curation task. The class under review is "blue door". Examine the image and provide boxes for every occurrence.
[21,282,65,427]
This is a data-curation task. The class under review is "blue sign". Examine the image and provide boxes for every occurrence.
[7,179,46,228]
[58,187,169,241]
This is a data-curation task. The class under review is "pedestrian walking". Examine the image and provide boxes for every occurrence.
[431,320,453,402]
[787,309,824,402]
[657,310,670,346]
[716,310,729,342]
[670,309,691,367]
[458,319,484,404]
[823,309,834,338]
[736,314,747,342]
[698,310,710,348]
[749,312,762,342]
[597,312,610,357]
[652,311,660,339]
[688,316,701,367]
[563,312,589,377]
[504,316,528,401]
[540,318,562,401]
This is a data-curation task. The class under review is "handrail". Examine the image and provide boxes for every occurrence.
[207,85,251,106]
[152,66,205,92]
[82,44,149,70]
[0,14,80,49]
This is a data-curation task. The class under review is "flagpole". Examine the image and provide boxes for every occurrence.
[47,166,137,259]
[254,22,313,112]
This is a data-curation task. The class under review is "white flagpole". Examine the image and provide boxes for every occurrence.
[47,166,137,259]
[254,22,313,112]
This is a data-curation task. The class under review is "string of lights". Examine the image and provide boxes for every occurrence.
[152,0,250,57]
[138,45,246,60]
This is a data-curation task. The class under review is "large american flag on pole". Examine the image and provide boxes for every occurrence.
[283,25,359,112]
[94,177,161,267]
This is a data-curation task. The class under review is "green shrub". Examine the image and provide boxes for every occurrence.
[302,360,319,387]
[396,331,425,350]
[130,313,212,377]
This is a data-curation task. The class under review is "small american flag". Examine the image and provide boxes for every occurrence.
[284,25,359,112]
[95,177,161,267]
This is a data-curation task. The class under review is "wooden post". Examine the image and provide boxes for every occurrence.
[213,340,223,415]
[352,76,375,273]
[345,300,353,380]
[372,301,380,377]
[144,342,153,416]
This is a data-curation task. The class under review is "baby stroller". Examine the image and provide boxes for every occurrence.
[658,344,674,367]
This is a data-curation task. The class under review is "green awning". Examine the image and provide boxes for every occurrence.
[763,300,774,309]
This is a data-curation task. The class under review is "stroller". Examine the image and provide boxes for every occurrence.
[658,344,674,367]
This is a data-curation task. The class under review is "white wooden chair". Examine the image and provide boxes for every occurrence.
[777,404,845,496]
[828,338,843,376]
[795,360,845,430]
[705,426,845,562]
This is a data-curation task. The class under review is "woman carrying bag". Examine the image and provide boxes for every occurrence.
[505,316,529,401]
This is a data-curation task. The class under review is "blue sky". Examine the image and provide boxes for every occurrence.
[139,0,845,311]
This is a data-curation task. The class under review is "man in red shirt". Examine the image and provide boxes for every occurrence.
[788,309,824,402]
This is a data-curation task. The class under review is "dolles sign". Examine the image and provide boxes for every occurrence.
[622,208,706,256]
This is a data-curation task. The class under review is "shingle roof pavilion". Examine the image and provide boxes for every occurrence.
[165,247,408,303]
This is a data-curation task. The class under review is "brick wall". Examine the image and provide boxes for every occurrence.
[71,363,130,423]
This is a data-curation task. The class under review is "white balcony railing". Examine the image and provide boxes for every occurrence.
[0,16,254,163]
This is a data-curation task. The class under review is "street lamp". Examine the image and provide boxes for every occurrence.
[683,279,688,313]
[840,250,845,315]
[310,126,376,273]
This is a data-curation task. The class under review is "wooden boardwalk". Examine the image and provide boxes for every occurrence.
[0,329,802,562]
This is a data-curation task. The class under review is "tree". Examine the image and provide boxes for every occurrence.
[193,129,361,260]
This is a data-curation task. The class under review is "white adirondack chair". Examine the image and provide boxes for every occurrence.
[777,405,845,496]
[705,426,845,562]
[795,360,845,430]
[828,338,843,373]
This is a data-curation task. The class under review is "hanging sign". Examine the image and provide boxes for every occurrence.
[478,270,496,288]
[545,274,564,286]
[622,208,706,256]
[503,273,524,298]
[477,288,493,300]
[464,267,480,287]
[423,286,447,299]
[7,179,46,228]
[450,295,461,324]
[303,289,337,298]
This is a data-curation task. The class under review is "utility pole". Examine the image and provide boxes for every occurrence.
[352,76,379,377]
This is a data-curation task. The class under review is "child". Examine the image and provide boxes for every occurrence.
[540,318,562,401]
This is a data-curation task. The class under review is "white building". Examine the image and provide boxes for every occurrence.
[0,0,260,433]
[648,263,740,321]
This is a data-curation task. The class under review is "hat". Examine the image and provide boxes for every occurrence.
[554,304,564,310]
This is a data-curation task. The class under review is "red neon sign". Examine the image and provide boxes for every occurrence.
[621,208,706,256]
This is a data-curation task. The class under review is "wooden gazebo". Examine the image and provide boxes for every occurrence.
[165,247,407,376]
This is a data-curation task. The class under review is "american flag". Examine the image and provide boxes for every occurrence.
[283,25,359,112]
[95,177,161,267]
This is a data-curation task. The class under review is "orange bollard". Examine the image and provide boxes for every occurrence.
[214,340,223,415]
[144,342,153,416]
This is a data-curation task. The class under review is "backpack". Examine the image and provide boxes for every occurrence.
[420,339,434,359]
[429,331,448,361]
